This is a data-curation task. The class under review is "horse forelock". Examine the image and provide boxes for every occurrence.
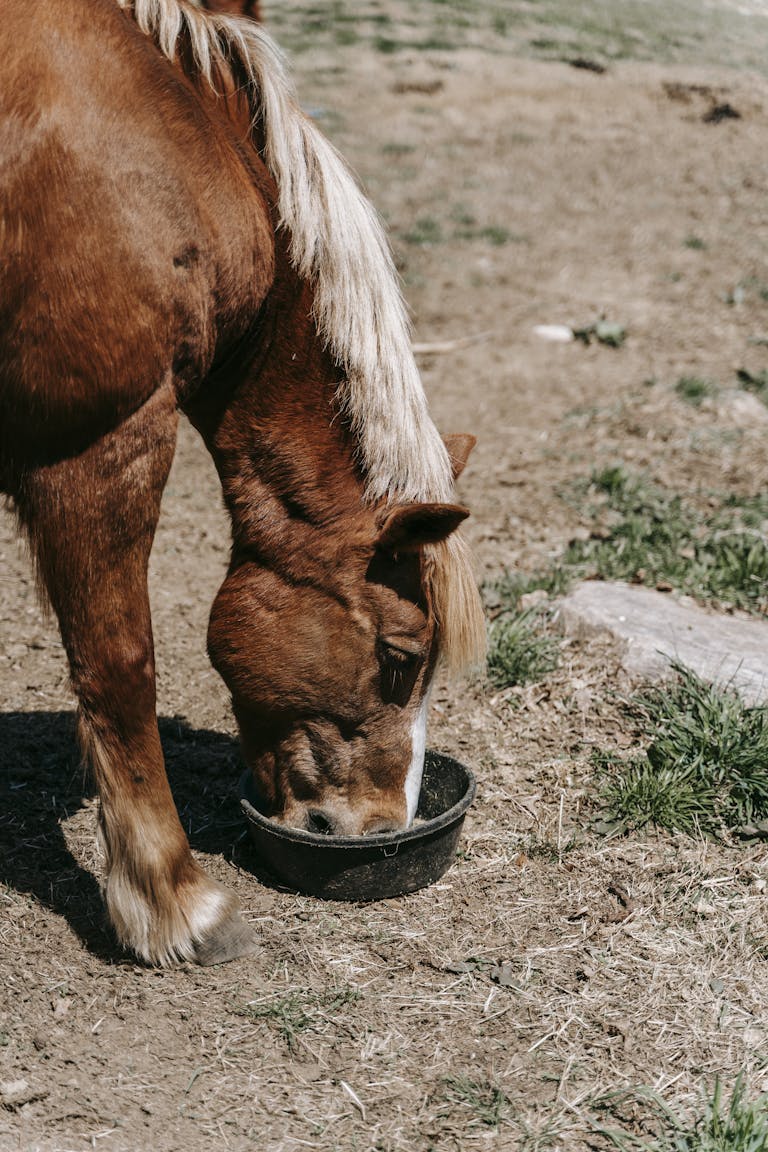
[115,0,453,506]
[425,533,487,674]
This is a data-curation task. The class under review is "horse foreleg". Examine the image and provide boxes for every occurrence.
[15,386,254,966]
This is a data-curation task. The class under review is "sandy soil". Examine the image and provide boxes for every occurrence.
[3,3,768,1150]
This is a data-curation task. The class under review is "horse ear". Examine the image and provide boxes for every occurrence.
[443,434,477,480]
[377,503,469,553]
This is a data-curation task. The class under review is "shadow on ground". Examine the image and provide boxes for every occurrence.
[0,711,263,961]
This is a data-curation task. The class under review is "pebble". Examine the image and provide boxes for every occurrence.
[0,1079,48,1109]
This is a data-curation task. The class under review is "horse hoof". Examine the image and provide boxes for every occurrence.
[193,910,257,966]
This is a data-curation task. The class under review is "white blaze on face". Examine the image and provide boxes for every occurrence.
[404,696,429,825]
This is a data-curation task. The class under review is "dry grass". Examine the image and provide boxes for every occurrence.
[3,637,762,1152]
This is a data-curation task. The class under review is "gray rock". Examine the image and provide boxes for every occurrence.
[0,1079,48,1109]
[558,581,768,703]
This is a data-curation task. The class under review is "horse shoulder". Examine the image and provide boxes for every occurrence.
[0,0,274,468]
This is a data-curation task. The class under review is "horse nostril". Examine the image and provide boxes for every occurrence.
[306,809,336,836]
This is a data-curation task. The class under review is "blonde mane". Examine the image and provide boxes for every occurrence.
[115,0,486,668]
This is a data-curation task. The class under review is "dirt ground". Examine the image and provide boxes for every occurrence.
[3,2,768,1149]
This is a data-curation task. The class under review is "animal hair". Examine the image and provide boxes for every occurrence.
[116,0,451,504]
[80,716,236,964]
[115,0,486,667]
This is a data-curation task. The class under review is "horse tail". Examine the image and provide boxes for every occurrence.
[118,0,486,668]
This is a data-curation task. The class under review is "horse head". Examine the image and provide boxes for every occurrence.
[207,435,478,836]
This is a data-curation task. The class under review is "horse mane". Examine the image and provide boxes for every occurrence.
[115,0,486,669]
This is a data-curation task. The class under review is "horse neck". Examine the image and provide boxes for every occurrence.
[190,256,372,574]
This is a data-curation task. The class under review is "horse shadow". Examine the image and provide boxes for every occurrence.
[0,710,268,963]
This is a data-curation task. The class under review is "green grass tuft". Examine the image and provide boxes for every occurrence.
[477,224,515,246]
[403,215,444,245]
[443,1076,510,1129]
[486,607,559,689]
[594,664,768,838]
[236,987,359,1052]
[486,466,768,626]
[587,1074,768,1151]
[675,375,719,406]
[677,1076,768,1152]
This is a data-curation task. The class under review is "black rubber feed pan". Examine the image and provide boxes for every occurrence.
[239,750,475,900]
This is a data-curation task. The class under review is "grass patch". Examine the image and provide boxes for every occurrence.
[487,465,768,619]
[477,224,517,246]
[484,567,571,610]
[594,664,768,838]
[373,35,403,54]
[334,26,359,45]
[486,607,560,689]
[562,465,768,614]
[443,1076,510,1129]
[484,570,565,688]
[451,208,521,246]
[683,234,707,250]
[403,215,444,245]
[381,142,416,156]
[236,987,359,1052]
[675,375,719,406]
[268,0,768,74]
[409,207,525,248]
[587,1075,768,1151]
[519,0,768,74]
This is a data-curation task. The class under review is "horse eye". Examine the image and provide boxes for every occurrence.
[379,641,423,669]
[378,640,425,704]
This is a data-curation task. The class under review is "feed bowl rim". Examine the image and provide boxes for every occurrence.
[239,751,476,851]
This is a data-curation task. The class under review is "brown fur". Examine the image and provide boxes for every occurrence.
[201,0,261,19]
[0,0,482,964]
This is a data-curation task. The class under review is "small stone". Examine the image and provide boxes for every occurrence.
[533,323,574,343]
[444,960,478,974]
[719,390,768,427]
[0,1079,48,1109]
[489,962,519,988]
[52,999,71,1021]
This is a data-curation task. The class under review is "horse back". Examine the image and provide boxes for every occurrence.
[0,0,274,478]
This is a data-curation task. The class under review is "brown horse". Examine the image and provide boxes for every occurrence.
[0,0,485,966]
